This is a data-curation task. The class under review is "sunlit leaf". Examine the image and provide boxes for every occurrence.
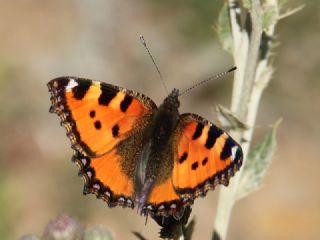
[236,119,281,200]
[217,3,233,53]
[215,105,248,131]
[243,0,252,9]
[262,4,279,30]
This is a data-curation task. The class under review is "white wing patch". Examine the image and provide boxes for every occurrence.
[66,78,78,91]
[231,145,239,162]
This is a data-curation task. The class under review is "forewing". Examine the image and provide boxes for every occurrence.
[48,77,156,157]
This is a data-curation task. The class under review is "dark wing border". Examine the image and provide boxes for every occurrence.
[72,150,135,208]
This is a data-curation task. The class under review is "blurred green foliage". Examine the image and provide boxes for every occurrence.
[147,0,223,44]
[0,174,12,240]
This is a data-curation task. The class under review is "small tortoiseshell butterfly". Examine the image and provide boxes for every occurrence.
[47,74,243,218]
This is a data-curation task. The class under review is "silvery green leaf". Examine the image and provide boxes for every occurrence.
[215,105,248,131]
[236,119,281,200]
[217,3,233,53]
[243,0,252,9]
[262,0,279,30]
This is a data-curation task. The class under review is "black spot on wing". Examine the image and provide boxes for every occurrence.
[220,137,236,160]
[192,122,204,140]
[202,157,208,166]
[72,80,91,100]
[94,120,101,130]
[191,162,199,170]
[205,125,223,149]
[98,85,118,106]
[112,124,119,137]
[179,152,188,164]
[120,95,133,112]
[89,110,95,118]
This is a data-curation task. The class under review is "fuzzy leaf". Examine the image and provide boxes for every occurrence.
[262,1,279,30]
[243,0,252,9]
[217,3,233,53]
[236,119,281,200]
[215,105,248,131]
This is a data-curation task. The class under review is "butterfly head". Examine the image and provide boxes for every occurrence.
[162,88,180,110]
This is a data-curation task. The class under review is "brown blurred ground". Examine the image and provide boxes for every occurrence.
[0,0,319,239]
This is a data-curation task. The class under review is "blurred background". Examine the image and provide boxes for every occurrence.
[0,0,319,239]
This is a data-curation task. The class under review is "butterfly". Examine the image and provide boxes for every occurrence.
[47,75,243,218]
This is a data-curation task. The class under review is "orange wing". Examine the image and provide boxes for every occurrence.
[72,150,135,208]
[48,77,157,207]
[142,114,243,217]
[142,178,188,217]
[48,77,156,157]
[172,113,243,199]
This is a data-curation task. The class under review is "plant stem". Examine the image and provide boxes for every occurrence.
[213,0,273,239]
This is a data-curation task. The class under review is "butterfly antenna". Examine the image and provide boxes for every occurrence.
[179,67,237,96]
[140,35,169,94]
